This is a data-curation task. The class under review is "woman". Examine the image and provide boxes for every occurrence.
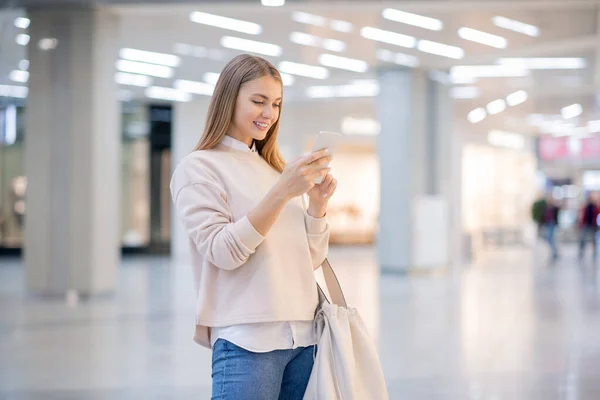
[170,54,337,399]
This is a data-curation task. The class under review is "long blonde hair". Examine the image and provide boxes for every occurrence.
[194,54,286,173]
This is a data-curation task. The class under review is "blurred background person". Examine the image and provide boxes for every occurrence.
[541,194,561,261]
[578,192,599,260]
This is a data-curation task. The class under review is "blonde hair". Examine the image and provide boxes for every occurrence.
[194,54,286,173]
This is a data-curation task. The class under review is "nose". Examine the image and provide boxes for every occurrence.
[262,105,274,120]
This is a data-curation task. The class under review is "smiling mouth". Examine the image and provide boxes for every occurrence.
[254,121,269,130]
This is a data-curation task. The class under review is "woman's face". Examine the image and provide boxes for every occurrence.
[229,75,282,146]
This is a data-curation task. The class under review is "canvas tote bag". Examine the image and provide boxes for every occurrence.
[303,258,389,400]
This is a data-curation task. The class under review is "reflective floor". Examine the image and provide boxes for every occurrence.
[1,244,600,399]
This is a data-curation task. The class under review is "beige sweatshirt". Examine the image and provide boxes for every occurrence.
[170,143,330,348]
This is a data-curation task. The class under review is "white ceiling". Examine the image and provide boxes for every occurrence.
[2,0,600,135]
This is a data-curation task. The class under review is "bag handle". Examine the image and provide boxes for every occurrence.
[318,258,348,308]
[301,193,348,308]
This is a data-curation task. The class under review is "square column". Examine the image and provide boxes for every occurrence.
[25,7,121,296]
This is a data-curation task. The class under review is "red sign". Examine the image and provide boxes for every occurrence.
[581,137,600,158]
[539,137,568,160]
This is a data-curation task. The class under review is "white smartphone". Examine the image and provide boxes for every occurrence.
[311,130,343,184]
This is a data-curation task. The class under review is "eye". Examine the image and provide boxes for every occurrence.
[252,100,264,105]
[273,104,281,108]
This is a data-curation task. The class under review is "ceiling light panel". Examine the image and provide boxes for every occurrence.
[382,8,443,31]
[120,48,180,67]
[292,11,326,27]
[116,60,174,78]
[290,32,320,47]
[450,65,529,80]
[9,70,29,83]
[0,85,28,98]
[330,20,353,32]
[492,16,539,37]
[279,61,329,79]
[146,86,192,102]
[417,40,464,59]
[458,27,507,48]
[323,39,346,52]
[497,58,586,70]
[486,99,507,115]
[318,54,368,73]
[115,72,153,87]
[468,108,487,123]
[506,90,527,106]
[190,11,262,35]
[220,36,282,57]
[561,103,582,119]
[261,0,284,6]
[360,27,416,48]
[15,34,30,46]
[14,17,30,29]
[175,80,215,96]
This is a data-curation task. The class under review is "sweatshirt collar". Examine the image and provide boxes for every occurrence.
[221,135,256,152]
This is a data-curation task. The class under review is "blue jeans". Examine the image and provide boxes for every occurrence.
[543,223,558,257]
[211,339,315,400]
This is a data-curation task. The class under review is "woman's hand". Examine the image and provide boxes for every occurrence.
[277,149,332,200]
[307,173,337,218]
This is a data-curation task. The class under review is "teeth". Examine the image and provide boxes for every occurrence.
[255,122,268,128]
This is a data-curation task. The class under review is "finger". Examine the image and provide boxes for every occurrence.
[309,167,331,180]
[305,149,330,164]
[326,179,338,197]
[320,174,334,187]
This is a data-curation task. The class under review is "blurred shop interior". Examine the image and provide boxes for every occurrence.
[1,3,600,262]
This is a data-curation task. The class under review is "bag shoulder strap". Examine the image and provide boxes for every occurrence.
[320,258,348,308]
[300,193,348,308]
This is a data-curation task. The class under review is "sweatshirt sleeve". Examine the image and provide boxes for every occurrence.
[171,177,265,271]
[304,209,330,270]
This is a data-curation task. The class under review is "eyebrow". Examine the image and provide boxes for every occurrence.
[252,93,282,101]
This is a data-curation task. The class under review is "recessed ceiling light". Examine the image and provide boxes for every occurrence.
[279,61,329,79]
[486,99,507,115]
[120,48,180,67]
[360,26,416,48]
[190,11,262,35]
[15,34,30,46]
[458,27,507,48]
[18,59,29,71]
[322,39,345,52]
[492,16,539,37]
[115,60,173,79]
[115,72,153,87]
[468,107,487,123]
[506,90,528,106]
[417,40,464,59]
[261,0,284,6]
[174,80,215,96]
[14,17,30,29]
[318,54,368,73]
[382,8,443,31]
[497,58,586,70]
[145,86,192,102]
[220,36,282,57]
[0,85,28,98]
[9,70,29,83]
[292,11,326,27]
[561,103,582,119]
[330,19,353,32]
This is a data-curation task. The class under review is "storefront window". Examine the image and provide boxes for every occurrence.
[0,104,26,248]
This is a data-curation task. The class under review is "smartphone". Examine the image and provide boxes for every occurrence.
[311,131,343,184]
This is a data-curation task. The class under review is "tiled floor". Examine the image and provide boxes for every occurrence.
[1,244,600,399]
